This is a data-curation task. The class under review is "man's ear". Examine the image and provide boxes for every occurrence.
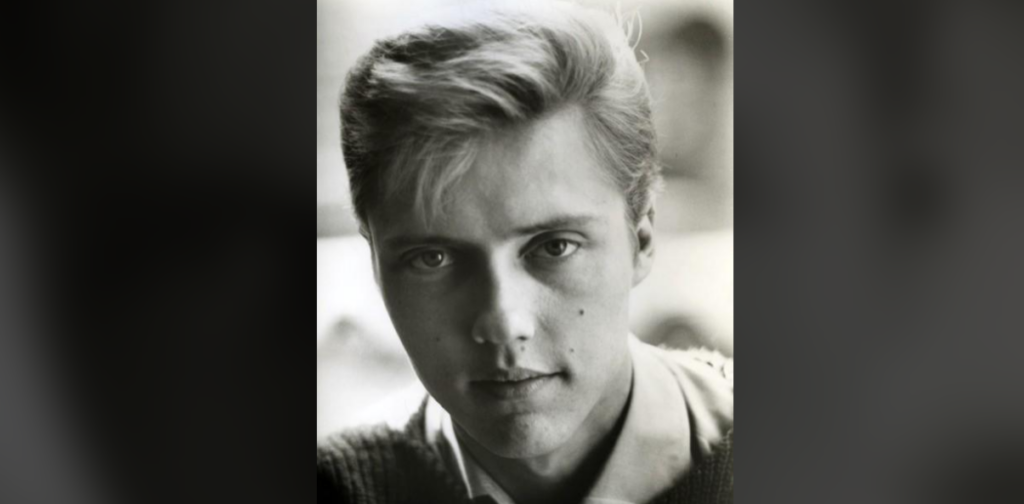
[632,210,655,287]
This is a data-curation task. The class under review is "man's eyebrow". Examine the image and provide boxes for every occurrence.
[511,215,600,236]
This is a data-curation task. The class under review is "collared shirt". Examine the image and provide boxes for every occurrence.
[423,336,734,504]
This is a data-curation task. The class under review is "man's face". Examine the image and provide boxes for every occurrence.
[367,107,651,458]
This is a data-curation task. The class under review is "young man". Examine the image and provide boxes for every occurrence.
[317,3,733,503]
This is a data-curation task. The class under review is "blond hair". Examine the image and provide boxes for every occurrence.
[340,1,661,229]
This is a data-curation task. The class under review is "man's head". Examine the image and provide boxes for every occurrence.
[340,1,662,458]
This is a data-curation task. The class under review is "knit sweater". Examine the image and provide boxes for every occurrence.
[317,400,733,504]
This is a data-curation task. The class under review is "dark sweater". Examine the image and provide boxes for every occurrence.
[317,402,733,504]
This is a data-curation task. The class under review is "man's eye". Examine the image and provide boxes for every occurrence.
[409,250,452,270]
[530,239,580,259]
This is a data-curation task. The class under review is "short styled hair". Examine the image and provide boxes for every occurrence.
[340,1,661,230]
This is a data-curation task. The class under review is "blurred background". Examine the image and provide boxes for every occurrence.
[317,0,733,438]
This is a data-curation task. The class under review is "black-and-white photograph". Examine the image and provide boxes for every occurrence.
[317,1,734,502]
[10,0,1024,503]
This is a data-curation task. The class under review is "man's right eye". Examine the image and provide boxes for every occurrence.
[408,250,452,271]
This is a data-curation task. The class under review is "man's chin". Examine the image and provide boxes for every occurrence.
[461,413,570,459]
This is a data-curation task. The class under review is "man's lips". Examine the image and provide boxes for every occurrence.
[471,368,562,400]
[476,367,555,382]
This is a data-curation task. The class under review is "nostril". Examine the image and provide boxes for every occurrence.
[471,309,535,345]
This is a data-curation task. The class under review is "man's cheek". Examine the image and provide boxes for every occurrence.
[565,255,632,304]
[545,253,612,295]
[392,299,469,359]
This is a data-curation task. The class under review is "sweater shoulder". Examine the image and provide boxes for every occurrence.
[317,395,426,468]
[317,385,430,502]
[317,424,410,503]
[316,405,470,504]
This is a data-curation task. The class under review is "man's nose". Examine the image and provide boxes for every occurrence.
[470,263,536,346]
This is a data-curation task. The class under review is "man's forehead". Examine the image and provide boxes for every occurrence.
[369,107,625,241]
[371,161,615,237]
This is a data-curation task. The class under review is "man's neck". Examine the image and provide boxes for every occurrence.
[455,362,634,504]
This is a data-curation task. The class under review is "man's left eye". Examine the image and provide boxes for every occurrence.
[530,239,580,259]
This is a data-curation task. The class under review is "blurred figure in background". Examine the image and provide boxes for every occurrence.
[317,2,733,503]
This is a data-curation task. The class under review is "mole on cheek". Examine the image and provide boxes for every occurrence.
[579,309,585,316]
[570,348,575,353]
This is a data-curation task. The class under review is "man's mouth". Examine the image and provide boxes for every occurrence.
[471,368,562,400]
